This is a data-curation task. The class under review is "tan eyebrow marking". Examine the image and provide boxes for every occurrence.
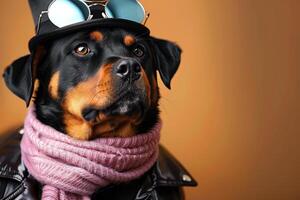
[123,35,136,46]
[90,31,104,41]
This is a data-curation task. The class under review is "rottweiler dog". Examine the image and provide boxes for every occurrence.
[1,27,199,200]
[4,27,181,140]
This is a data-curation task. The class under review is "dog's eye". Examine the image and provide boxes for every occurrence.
[74,43,91,56]
[132,45,145,57]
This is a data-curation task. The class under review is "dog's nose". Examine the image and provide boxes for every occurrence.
[115,59,141,81]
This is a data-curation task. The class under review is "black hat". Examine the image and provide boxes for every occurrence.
[28,0,150,52]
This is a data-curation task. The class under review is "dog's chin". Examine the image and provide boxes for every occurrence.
[106,96,145,118]
[82,91,149,138]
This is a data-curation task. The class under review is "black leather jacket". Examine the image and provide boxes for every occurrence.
[0,128,197,200]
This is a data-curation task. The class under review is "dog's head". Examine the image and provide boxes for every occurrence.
[4,28,181,140]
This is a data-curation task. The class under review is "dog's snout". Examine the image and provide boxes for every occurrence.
[115,59,141,81]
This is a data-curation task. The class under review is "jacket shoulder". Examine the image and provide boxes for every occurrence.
[0,128,30,199]
[0,127,24,176]
[156,145,198,187]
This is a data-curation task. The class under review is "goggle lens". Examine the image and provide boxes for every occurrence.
[105,0,145,23]
[48,0,90,28]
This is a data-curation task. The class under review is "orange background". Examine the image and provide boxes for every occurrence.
[0,1,300,199]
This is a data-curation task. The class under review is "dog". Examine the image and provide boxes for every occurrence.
[1,27,197,199]
[6,28,180,140]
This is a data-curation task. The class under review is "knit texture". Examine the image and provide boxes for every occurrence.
[21,107,161,200]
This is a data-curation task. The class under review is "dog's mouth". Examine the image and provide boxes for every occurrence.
[81,88,148,136]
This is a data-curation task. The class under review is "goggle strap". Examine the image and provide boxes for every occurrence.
[84,0,108,5]
[36,11,49,34]
[143,12,150,25]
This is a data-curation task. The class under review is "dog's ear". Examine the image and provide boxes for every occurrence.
[150,37,182,89]
[3,46,45,106]
[3,55,34,106]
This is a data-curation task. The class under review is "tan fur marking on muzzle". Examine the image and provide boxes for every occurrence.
[49,71,60,99]
[62,64,113,140]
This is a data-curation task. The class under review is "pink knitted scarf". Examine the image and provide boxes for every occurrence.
[21,107,161,200]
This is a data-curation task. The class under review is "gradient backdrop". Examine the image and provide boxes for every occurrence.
[0,1,299,199]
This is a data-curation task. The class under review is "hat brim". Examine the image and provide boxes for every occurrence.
[29,18,150,52]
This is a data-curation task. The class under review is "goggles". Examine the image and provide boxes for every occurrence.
[37,0,149,33]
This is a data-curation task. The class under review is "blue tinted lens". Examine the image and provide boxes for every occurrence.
[48,0,89,28]
[105,0,145,23]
